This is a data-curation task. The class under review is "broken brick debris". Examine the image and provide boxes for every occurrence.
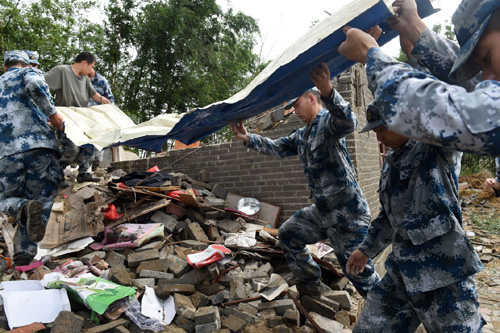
[0,169,359,332]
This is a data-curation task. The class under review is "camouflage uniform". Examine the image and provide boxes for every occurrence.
[88,72,115,107]
[354,140,484,332]
[82,72,115,174]
[0,52,62,261]
[365,0,500,156]
[246,89,380,296]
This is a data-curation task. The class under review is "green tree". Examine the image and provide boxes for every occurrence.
[0,0,104,71]
[121,0,261,122]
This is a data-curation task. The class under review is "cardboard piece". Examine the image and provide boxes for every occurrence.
[1,280,71,329]
[225,192,281,227]
[41,186,106,249]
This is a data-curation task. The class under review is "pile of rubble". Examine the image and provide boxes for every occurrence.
[0,167,360,333]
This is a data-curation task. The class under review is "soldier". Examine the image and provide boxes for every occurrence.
[338,0,500,157]
[87,68,115,107]
[229,62,380,297]
[25,50,39,68]
[0,50,64,266]
[347,105,484,331]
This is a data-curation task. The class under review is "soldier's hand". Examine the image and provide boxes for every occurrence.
[484,178,500,191]
[339,26,380,63]
[101,96,110,104]
[347,249,369,275]
[49,112,64,131]
[308,62,333,99]
[229,121,248,143]
[387,0,426,46]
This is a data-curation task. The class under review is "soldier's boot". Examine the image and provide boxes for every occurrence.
[20,200,45,243]
[296,281,331,299]
[77,173,101,183]
[12,227,36,266]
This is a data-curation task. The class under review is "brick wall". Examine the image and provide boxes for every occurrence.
[112,64,382,225]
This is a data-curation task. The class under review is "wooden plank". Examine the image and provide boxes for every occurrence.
[106,198,170,228]
[226,192,281,227]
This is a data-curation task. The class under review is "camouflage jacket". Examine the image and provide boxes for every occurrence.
[358,140,483,295]
[0,67,59,159]
[246,89,370,229]
[88,72,115,107]
[366,27,500,156]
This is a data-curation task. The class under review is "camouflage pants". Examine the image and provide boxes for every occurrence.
[354,258,485,332]
[77,147,101,176]
[0,149,62,258]
[278,204,380,297]
[57,131,100,174]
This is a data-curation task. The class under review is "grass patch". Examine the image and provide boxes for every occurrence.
[469,213,500,235]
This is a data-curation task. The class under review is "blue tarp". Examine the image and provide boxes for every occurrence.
[138,0,438,149]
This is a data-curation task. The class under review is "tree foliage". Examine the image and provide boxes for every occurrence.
[0,0,103,71]
[0,0,263,128]
[116,0,261,122]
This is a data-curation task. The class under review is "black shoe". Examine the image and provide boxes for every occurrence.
[13,252,34,266]
[296,282,321,298]
[77,174,101,183]
[22,200,45,242]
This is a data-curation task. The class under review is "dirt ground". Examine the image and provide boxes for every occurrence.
[459,172,500,332]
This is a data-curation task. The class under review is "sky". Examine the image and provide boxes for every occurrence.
[216,0,463,62]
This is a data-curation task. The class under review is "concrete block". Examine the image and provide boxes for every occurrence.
[222,314,247,333]
[127,249,160,267]
[195,321,219,333]
[131,278,155,288]
[135,240,163,252]
[51,310,84,333]
[201,197,225,210]
[300,296,337,320]
[194,306,219,325]
[179,240,209,251]
[211,184,227,199]
[109,265,131,286]
[105,250,125,267]
[197,283,223,296]
[186,209,205,224]
[230,277,248,300]
[174,293,197,320]
[174,315,195,333]
[266,316,283,328]
[139,269,174,280]
[329,277,349,291]
[209,292,225,305]
[217,219,242,233]
[307,312,344,333]
[167,254,191,277]
[334,310,351,327]
[180,269,210,285]
[156,281,195,297]
[258,299,295,316]
[323,290,352,310]
[186,222,209,242]
[238,303,258,316]
[223,306,257,324]
[150,210,180,234]
[136,259,169,275]
[283,308,300,326]
[206,225,220,241]
[191,291,211,308]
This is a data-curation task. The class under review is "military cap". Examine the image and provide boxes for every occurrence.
[284,87,320,110]
[359,102,383,133]
[25,50,39,65]
[449,0,500,82]
[3,50,29,66]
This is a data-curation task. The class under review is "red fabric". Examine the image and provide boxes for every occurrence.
[147,165,160,172]
[104,204,123,220]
